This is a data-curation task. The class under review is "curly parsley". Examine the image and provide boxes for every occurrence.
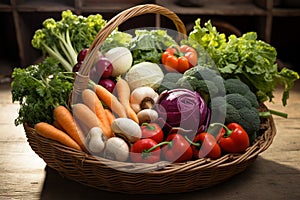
[11,57,74,127]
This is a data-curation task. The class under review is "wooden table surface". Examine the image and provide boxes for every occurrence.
[0,80,299,200]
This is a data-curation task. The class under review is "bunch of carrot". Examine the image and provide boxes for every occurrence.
[34,77,140,152]
[93,77,139,123]
[35,105,87,152]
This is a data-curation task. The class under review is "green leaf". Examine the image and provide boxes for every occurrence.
[11,57,74,126]
[188,18,299,105]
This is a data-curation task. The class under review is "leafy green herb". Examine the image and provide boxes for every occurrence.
[189,19,299,105]
[11,57,74,127]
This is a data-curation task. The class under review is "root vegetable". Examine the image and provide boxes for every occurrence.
[104,109,116,126]
[53,105,87,151]
[104,47,132,77]
[116,77,139,123]
[98,78,115,93]
[81,89,114,138]
[35,122,82,151]
[72,103,102,132]
[94,84,127,118]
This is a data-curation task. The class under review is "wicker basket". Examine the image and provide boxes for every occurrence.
[24,4,277,194]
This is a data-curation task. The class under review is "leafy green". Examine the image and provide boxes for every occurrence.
[100,30,132,53]
[129,29,178,65]
[31,10,106,72]
[189,19,299,105]
[11,57,74,127]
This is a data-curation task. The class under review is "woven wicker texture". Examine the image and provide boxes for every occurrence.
[24,110,275,194]
[24,4,277,194]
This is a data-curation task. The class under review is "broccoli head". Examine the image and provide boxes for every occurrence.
[224,78,249,95]
[244,90,259,108]
[177,76,218,101]
[226,93,252,109]
[210,78,261,141]
[176,66,225,103]
[224,78,259,108]
[224,94,260,138]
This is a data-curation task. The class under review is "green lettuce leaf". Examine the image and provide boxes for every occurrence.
[129,29,178,65]
[189,19,299,105]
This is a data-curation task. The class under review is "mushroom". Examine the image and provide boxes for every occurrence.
[137,109,159,125]
[103,137,129,162]
[130,86,159,113]
[111,118,142,143]
[86,127,107,153]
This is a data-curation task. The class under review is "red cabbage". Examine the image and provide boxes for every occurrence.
[155,88,210,135]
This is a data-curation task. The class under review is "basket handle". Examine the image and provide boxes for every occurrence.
[73,4,186,101]
[80,4,187,76]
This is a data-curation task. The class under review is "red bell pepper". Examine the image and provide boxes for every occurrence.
[141,123,164,143]
[161,45,198,73]
[215,123,250,153]
[162,133,193,163]
[187,132,221,159]
[130,138,161,163]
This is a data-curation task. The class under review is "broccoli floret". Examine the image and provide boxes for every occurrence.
[177,76,218,103]
[224,103,260,136]
[177,66,224,103]
[211,78,261,141]
[225,79,259,108]
[224,78,249,95]
[227,97,260,140]
[224,79,259,108]
[224,104,241,123]
[226,93,252,109]
[239,107,260,132]
[244,90,259,108]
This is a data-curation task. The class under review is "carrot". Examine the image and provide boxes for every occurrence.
[93,84,127,118]
[81,89,114,138]
[115,77,139,123]
[72,103,102,132]
[53,105,87,151]
[53,120,64,131]
[104,108,116,126]
[35,122,82,151]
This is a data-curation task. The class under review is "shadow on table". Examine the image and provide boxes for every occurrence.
[39,156,300,200]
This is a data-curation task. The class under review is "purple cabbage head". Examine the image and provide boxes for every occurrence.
[155,88,210,134]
